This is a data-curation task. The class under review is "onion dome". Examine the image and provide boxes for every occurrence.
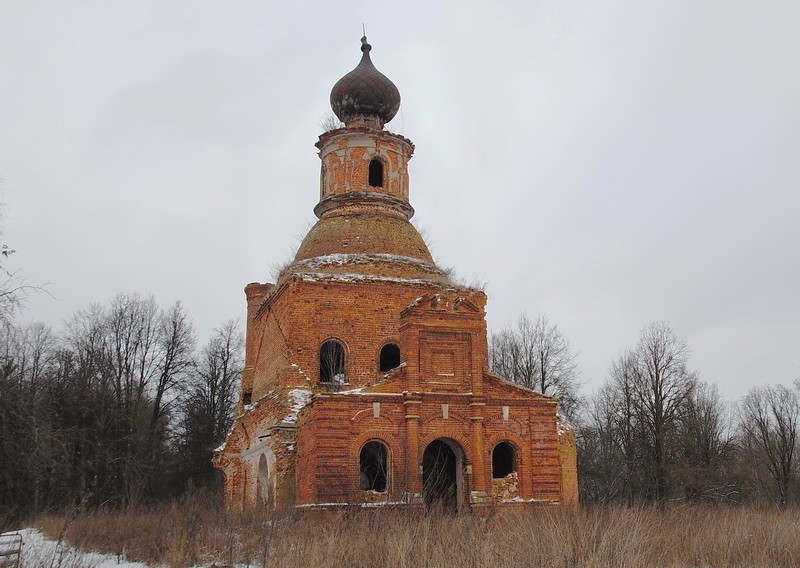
[330,37,401,129]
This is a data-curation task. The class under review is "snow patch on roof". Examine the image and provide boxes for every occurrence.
[283,388,313,425]
[294,271,442,286]
[335,386,366,394]
[214,422,238,453]
[286,363,313,383]
[294,253,439,271]
[557,413,575,436]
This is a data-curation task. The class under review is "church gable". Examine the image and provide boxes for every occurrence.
[482,372,558,403]
[399,291,489,394]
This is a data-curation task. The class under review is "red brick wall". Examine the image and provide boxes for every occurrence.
[295,387,565,507]
[250,280,485,395]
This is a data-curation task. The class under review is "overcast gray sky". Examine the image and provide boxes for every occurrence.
[2,1,798,402]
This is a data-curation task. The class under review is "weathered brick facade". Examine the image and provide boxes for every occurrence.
[213,37,578,511]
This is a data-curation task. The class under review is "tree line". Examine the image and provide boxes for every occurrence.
[0,294,242,523]
[491,315,800,508]
[2,288,797,520]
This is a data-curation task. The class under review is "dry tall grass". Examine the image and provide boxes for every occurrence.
[32,496,800,567]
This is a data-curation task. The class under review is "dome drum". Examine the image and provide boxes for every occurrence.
[317,128,414,204]
[313,192,415,221]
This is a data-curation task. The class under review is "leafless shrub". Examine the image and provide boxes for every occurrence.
[318,113,344,133]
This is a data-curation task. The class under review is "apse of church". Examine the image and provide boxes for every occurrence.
[213,37,578,511]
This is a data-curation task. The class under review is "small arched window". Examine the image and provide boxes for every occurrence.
[360,441,389,492]
[320,339,346,383]
[492,441,517,479]
[379,343,401,372]
[368,158,384,187]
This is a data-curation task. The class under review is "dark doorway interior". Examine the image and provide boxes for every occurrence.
[359,441,388,492]
[492,441,516,478]
[422,439,459,512]
[379,343,400,372]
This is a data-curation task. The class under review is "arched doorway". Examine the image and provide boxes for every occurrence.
[422,438,464,512]
[359,440,389,493]
[257,454,269,504]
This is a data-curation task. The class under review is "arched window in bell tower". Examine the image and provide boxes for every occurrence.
[320,339,346,383]
[368,158,384,187]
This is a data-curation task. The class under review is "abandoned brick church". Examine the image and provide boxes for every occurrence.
[213,38,578,511]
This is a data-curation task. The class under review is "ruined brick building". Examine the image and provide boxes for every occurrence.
[213,38,578,511]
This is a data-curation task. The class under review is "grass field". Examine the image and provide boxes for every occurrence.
[27,496,800,567]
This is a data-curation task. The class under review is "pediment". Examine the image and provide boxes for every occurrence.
[403,292,481,315]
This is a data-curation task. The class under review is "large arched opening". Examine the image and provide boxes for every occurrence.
[422,438,465,513]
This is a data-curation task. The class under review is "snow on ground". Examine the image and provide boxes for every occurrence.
[1,528,150,568]
[1,528,262,568]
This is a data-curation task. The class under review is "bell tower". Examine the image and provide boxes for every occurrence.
[285,37,446,281]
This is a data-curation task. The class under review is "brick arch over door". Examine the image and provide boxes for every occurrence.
[420,435,469,512]
[418,429,472,465]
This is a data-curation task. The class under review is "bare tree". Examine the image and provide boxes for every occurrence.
[676,382,736,502]
[581,322,696,505]
[633,321,697,504]
[320,338,346,386]
[579,380,636,504]
[0,292,241,521]
[739,384,799,508]
[608,349,649,503]
[490,313,580,417]
[180,320,243,488]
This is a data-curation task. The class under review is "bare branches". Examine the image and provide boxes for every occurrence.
[1,220,48,325]
[490,313,580,418]
[582,321,702,505]
[0,294,241,520]
[179,320,243,489]
[739,384,799,507]
[0,268,43,325]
